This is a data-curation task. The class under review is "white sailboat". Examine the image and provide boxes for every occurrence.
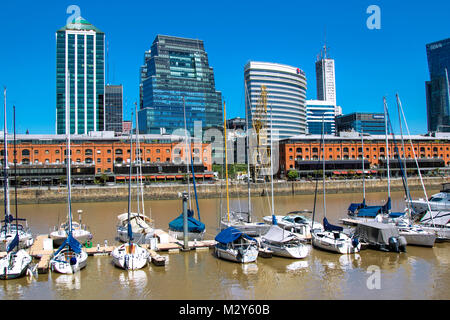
[215,101,258,263]
[168,97,206,241]
[116,104,154,244]
[50,72,88,274]
[220,83,270,237]
[390,94,436,247]
[112,118,149,270]
[0,88,33,252]
[0,106,32,280]
[311,116,361,254]
[260,106,309,259]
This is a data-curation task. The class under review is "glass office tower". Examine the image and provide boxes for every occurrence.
[426,38,450,133]
[335,113,386,135]
[56,16,105,134]
[105,85,123,133]
[139,35,223,136]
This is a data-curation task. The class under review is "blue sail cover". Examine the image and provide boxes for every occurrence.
[381,198,392,214]
[272,215,278,226]
[169,209,206,233]
[54,234,82,256]
[356,206,382,217]
[348,203,364,214]
[215,227,256,245]
[6,234,19,253]
[323,218,343,232]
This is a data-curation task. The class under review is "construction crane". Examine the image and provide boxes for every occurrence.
[250,85,269,182]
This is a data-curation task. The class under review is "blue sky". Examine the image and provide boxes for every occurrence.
[0,0,449,134]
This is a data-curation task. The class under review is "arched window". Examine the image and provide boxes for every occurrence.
[115,149,123,155]
[312,148,318,153]
[85,149,93,156]
[343,147,349,153]
[115,157,123,163]
[380,147,385,153]
[85,158,93,164]
[22,149,30,156]
[296,148,302,153]
[22,158,30,165]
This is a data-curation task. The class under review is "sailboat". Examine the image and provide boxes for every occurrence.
[311,116,361,254]
[220,84,270,237]
[387,94,436,247]
[116,105,155,244]
[112,124,149,270]
[50,72,88,274]
[215,101,258,263]
[261,108,309,259]
[168,98,205,241]
[0,106,33,280]
[0,88,33,252]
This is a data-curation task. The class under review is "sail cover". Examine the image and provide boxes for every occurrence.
[323,218,343,232]
[169,209,206,233]
[262,225,297,243]
[54,234,82,256]
[215,227,255,244]
[354,221,399,245]
[6,234,19,253]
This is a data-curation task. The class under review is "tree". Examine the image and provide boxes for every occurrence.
[287,170,299,181]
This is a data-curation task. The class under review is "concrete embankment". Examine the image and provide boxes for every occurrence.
[1,176,448,205]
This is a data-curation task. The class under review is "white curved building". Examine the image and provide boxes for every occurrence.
[244,62,308,142]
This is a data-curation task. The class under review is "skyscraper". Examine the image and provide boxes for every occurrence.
[306,100,341,135]
[315,45,336,105]
[139,35,223,136]
[105,85,123,133]
[426,38,450,133]
[139,50,151,109]
[56,16,105,135]
[245,61,308,142]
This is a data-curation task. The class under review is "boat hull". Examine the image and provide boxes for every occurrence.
[112,243,149,270]
[0,250,32,280]
[398,229,436,247]
[50,230,91,248]
[262,241,309,259]
[215,245,258,263]
[0,232,34,252]
[50,251,88,274]
[168,230,205,241]
[312,232,360,254]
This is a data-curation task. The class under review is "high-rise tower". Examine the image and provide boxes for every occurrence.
[56,16,105,135]
[315,44,336,105]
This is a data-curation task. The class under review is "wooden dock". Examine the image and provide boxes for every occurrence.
[0,229,215,272]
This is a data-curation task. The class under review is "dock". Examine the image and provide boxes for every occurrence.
[0,229,216,273]
[340,218,363,226]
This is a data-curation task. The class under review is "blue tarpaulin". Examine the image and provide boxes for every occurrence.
[389,212,405,218]
[169,209,206,233]
[323,218,344,232]
[215,227,256,244]
[348,203,364,214]
[356,206,382,217]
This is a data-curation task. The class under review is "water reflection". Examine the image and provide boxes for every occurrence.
[286,260,309,272]
[118,270,148,289]
[54,273,81,291]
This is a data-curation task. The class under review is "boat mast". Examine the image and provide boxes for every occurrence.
[383,97,391,213]
[13,106,18,249]
[270,105,275,218]
[223,101,230,222]
[135,103,145,216]
[3,87,10,236]
[127,122,133,245]
[322,116,326,218]
[395,94,412,220]
[361,129,366,205]
[397,95,435,227]
[182,97,192,211]
[245,81,252,221]
[65,71,73,235]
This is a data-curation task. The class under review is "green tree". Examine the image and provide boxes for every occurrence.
[287,170,299,181]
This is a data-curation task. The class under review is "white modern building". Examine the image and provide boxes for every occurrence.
[315,45,336,105]
[244,61,308,143]
[306,100,342,135]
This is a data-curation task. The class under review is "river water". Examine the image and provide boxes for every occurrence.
[1,189,449,300]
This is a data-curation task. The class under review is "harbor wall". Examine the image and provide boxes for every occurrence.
[1,176,448,205]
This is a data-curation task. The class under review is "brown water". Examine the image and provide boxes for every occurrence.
[1,189,449,300]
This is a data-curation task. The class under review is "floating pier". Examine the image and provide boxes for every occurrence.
[0,229,217,273]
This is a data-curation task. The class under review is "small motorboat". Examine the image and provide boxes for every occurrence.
[215,227,259,263]
[261,225,309,259]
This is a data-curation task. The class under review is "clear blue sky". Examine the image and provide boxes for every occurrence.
[0,0,449,134]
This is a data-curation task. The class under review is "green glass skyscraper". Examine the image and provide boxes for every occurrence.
[56,16,105,134]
